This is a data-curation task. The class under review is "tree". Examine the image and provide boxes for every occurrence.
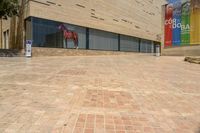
[16,0,25,49]
[0,0,19,48]
[0,0,19,19]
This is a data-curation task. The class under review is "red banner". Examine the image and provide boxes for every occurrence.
[164,4,173,47]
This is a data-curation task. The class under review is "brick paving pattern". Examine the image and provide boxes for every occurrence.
[0,54,200,133]
[83,90,138,110]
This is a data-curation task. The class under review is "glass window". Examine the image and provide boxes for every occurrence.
[120,35,139,52]
[30,17,86,49]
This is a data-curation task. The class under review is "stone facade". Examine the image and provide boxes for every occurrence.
[3,0,200,56]
[161,45,200,56]
[0,18,10,49]
[31,47,138,57]
[0,0,166,50]
[28,0,165,42]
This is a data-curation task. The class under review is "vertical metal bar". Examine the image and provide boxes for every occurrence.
[118,34,120,51]
[86,28,89,49]
[31,17,33,45]
[154,41,156,53]
[138,38,141,52]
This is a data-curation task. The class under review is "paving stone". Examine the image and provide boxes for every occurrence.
[0,55,199,133]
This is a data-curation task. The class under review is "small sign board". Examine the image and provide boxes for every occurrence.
[26,40,32,57]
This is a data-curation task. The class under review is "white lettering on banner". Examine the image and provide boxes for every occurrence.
[165,18,190,31]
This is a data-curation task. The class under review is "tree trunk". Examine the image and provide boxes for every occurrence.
[16,0,25,49]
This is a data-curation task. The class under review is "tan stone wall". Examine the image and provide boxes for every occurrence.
[1,0,168,50]
[0,18,10,49]
[162,45,200,56]
[31,47,138,57]
[29,0,166,42]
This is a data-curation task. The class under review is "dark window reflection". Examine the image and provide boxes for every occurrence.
[31,17,86,49]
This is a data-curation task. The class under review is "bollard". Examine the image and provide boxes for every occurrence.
[26,40,32,57]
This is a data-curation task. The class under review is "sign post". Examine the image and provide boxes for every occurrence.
[26,40,32,57]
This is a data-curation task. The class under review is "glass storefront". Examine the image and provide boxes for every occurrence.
[120,35,139,52]
[32,17,63,47]
[26,17,156,53]
[29,17,86,48]
[140,39,154,53]
[89,29,118,51]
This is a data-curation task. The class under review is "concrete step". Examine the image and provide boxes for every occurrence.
[0,49,24,57]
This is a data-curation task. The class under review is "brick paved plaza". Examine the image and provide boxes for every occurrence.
[0,54,199,133]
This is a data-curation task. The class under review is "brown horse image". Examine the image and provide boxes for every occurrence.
[58,24,78,49]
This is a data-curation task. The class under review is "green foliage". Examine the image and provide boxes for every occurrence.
[0,0,19,19]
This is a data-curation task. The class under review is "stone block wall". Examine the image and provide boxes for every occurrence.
[161,45,200,56]
[31,47,137,57]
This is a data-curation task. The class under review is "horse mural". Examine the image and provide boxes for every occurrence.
[58,24,79,49]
